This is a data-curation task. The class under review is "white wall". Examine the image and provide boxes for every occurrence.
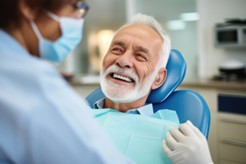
[170,22,198,81]
[197,0,246,79]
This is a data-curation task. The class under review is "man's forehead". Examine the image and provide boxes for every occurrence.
[115,24,146,36]
[111,39,126,46]
[112,39,149,52]
[114,24,162,42]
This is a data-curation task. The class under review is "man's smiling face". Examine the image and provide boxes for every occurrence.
[100,24,164,103]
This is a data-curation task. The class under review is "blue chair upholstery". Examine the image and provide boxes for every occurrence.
[86,49,211,138]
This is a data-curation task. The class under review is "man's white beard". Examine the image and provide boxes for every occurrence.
[100,65,159,103]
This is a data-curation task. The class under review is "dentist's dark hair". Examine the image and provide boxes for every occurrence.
[0,0,79,29]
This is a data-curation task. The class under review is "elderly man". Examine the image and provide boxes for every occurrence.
[92,13,213,164]
[97,13,170,113]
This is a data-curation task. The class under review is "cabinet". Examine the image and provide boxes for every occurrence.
[217,92,246,164]
[218,115,246,164]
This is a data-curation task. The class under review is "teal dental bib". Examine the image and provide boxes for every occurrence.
[92,109,179,164]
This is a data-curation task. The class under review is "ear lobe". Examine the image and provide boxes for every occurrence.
[151,68,167,90]
[19,1,36,20]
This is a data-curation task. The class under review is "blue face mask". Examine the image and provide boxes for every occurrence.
[30,12,84,62]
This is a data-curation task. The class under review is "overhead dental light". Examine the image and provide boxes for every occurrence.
[167,20,186,30]
[180,12,199,21]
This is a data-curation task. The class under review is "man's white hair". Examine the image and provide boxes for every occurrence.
[114,13,171,69]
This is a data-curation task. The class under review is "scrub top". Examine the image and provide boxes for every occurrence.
[0,30,132,164]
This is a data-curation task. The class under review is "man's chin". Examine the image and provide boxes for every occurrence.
[101,79,140,103]
[104,90,138,103]
[108,96,138,104]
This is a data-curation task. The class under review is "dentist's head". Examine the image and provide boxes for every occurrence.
[100,13,171,112]
[0,0,89,62]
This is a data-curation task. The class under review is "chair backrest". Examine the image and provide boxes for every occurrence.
[86,49,211,138]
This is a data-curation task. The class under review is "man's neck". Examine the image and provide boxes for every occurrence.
[104,96,148,112]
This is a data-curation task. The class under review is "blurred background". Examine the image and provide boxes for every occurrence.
[58,1,246,164]
[58,0,246,83]
[59,0,200,81]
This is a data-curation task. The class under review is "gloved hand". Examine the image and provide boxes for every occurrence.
[163,120,213,164]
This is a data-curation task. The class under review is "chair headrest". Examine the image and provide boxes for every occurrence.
[146,49,186,104]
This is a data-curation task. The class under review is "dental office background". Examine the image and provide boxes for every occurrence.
[58,0,246,82]
[56,0,246,164]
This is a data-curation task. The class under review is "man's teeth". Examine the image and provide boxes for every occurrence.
[113,74,132,82]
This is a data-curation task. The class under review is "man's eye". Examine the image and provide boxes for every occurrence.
[136,54,147,62]
[112,47,123,54]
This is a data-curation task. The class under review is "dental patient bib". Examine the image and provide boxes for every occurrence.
[92,109,179,164]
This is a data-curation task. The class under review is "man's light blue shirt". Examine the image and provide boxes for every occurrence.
[0,29,132,164]
[93,98,154,116]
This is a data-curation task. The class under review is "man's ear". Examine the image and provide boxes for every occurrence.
[19,0,37,21]
[151,68,167,90]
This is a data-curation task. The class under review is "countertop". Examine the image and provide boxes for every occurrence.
[180,79,246,91]
[69,76,246,92]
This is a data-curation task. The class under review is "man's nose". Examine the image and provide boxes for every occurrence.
[116,51,133,68]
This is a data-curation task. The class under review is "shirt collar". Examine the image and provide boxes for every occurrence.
[93,98,154,116]
[94,98,105,109]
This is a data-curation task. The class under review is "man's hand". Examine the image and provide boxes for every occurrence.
[163,120,213,164]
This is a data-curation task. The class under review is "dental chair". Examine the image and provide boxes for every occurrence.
[86,49,211,138]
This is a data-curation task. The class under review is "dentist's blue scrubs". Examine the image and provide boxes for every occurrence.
[0,30,132,164]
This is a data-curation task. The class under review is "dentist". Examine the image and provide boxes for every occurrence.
[0,0,132,163]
